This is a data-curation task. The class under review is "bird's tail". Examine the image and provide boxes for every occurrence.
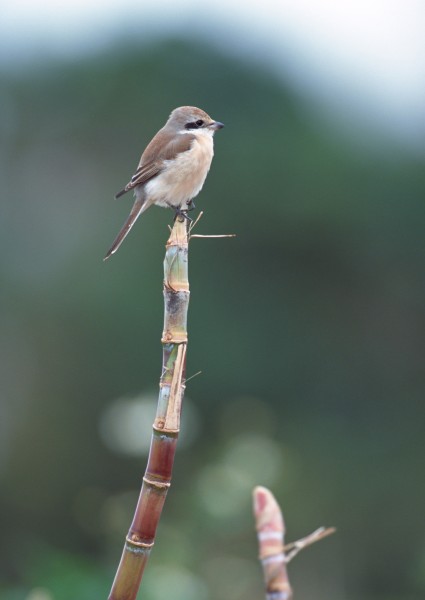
[104,196,148,260]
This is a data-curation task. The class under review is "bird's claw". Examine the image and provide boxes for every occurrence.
[173,206,193,223]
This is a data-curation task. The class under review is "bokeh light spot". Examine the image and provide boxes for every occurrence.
[99,392,200,456]
[144,565,208,600]
[26,589,53,600]
[99,393,156,456]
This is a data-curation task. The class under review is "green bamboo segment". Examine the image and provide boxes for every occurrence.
[108,218,190,600]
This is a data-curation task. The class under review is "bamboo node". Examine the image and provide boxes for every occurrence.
[164,281,177,293]
[261,552,285,564]
[259,545,285,560]
[152,423,180,434]
[143,475,171,490]
[161,332,188,343]
[126,535,155,549]
[266,584,292,599]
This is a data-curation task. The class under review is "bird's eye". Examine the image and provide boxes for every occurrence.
[195,119,204,127]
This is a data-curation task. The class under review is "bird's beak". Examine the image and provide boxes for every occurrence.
[209,121,224,130]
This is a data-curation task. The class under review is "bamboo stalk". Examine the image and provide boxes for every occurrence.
[108,217,190,600]
[253,486,335,599]
[253,486,293,600]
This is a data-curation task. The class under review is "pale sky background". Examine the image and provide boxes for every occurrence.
[1,0,424,151]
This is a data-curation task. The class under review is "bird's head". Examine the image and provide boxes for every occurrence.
[167,106,224,134]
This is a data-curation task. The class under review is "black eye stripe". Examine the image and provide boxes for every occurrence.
[185,119,205,130]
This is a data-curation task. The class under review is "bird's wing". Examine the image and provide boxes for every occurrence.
[115,131,195,198]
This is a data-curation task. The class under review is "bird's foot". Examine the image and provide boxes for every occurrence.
[173,206,193,223]
[186,199,196,212]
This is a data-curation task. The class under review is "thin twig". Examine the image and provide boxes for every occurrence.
[188,210,236,239]
[190,234,236,239]
[189,210,204,233]
[284,527,336,563]
[184,370,203,384]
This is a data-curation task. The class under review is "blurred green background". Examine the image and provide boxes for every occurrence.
[1,9,425,600]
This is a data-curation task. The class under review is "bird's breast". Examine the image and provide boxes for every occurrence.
[145,133,214,208]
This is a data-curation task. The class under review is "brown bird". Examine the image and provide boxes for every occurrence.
[104,106,224,260]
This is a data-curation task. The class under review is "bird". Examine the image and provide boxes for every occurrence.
[104,106,224,260]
